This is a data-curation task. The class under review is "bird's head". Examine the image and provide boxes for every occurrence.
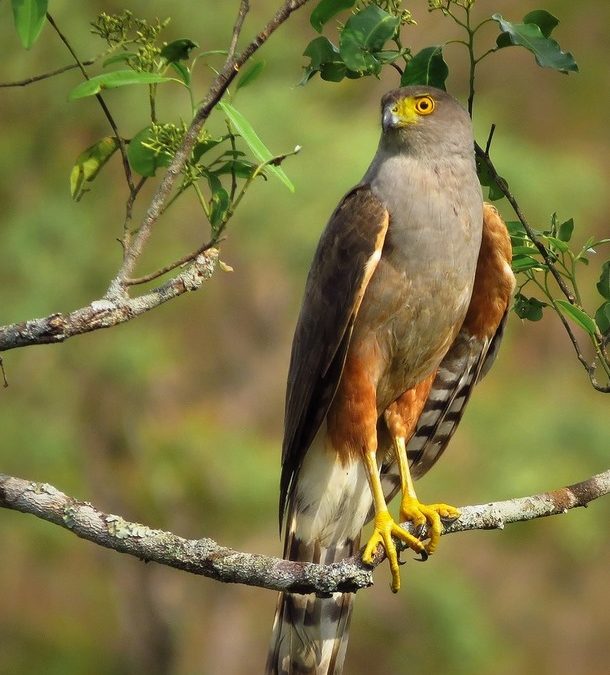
[380,86,473,155]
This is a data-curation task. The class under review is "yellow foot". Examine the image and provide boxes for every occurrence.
[362,510,427,593]
[399,498,460,556]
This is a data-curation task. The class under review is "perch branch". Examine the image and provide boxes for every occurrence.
[1,469,607,596]
[0,251,217,352]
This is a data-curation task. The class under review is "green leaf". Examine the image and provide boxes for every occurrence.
[70,136,119,201]
[218,101,294,192]
[193,138,226,164]
[514,293,545,321]
[301,36,348,84]
[506,220,526,236]
[339,5,399,75]
[236,61,265,92]
[555,300,597,336]
[492,13,578,73]
[523,10,559,38]
[212,159,258,179]
[511,245,538,256]
[127,127,172,177]
[311,0,356,33]
[69,71,174,101]
[594,302,610,335]
[170,61,191,86]
[103,51,137,68]
[11,0,47,49]
[476,157,505,201]
[160,39,199,63]
[209,186,230,228]
[557,217,574,242]
[401,45,448,90]
[596,261,610,300]
[545,236,569,253]
[512,255,545,273]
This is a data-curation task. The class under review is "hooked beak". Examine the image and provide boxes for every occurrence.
[382,106,398,131]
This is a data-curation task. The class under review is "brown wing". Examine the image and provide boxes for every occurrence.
[280,186,389,521]
[377,204,515,502]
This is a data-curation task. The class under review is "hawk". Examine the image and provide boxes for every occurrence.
[267,85,515,674]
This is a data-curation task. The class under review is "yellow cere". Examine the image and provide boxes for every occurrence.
[392,95,436,125]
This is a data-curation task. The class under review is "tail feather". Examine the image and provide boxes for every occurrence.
[267,541,357,674]
[267,443,372,675]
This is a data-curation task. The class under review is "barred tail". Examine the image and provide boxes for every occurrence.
[266,441,372,675]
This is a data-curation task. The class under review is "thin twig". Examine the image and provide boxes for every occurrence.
[484,123,496,156]
[0,470,607,595]
[390,61,404,77]
[124,241,213,286]
[228,0,250,62]
[45,13,135,193]
[0,60,95,87]
[0,357,8,387]
[121,176,148,250]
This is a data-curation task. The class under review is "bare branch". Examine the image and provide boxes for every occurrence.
[228,1,250,62]
[0,250,217,353]
[1,469,607,596]
[124,242,214,286]
[0,60,96,87]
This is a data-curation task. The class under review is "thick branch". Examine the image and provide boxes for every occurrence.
[1,469,607,596]
[0,251,217,352]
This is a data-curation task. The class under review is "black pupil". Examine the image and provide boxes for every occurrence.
[420,100,429,109]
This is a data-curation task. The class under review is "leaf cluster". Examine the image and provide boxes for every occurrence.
[509,214,610,383]
[9,8,298,246]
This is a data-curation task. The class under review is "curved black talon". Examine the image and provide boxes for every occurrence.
[414,549,429,562]
[440,514,460,525]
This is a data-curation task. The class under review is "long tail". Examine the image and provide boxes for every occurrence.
[266,442,372,674]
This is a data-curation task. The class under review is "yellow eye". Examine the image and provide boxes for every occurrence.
[414,96,435,115]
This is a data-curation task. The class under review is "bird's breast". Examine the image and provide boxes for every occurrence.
[351,154,483,412]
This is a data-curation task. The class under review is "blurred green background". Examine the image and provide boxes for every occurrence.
[0,1,608,674]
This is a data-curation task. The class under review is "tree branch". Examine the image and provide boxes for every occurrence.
[0,60,96,87]
[475,142,610,393]
[111,0,311,289]
[228,0,250,62]
[1,469,607,596]
[0,250,217,352]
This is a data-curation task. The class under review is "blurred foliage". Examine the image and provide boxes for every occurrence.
[0,1,609,675]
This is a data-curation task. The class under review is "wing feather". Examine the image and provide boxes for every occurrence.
[280,186,389,521]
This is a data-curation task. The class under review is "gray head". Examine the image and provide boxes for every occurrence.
[379,86,474,158]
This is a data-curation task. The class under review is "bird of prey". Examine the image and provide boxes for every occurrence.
[267,85,515,675]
